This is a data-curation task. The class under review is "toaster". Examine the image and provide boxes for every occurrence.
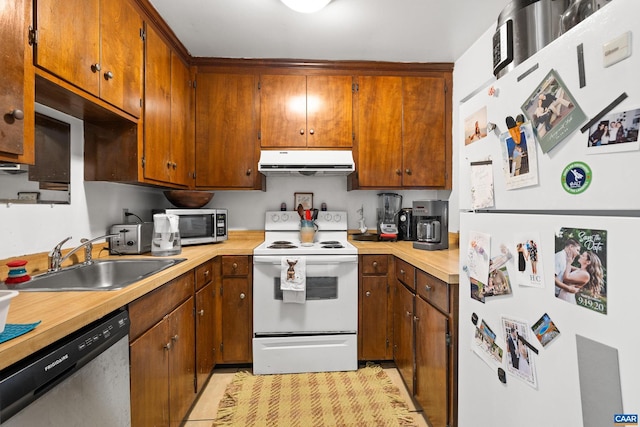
[109,223,153,255]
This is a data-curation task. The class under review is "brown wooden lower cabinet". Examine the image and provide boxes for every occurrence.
[358,255,393,360]
[415,294,449,427]
[195,258,217,392]
[393,279,415,392]
[129,272,196,427]
[216,255,253,363]
[393,257,458,427]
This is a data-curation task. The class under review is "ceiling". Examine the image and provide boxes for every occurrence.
[148,0,509,62]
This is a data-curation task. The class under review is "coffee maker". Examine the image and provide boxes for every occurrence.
[377,193,402,241]
[412,200,448,250]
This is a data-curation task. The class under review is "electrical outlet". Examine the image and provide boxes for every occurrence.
[122,208,129,224]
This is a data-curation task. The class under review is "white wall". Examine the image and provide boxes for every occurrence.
[208,181,450,231]
[0,105,166,259]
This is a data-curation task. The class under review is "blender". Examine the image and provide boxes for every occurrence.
[376,193,402,241]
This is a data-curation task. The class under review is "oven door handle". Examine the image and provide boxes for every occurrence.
[253,255,358,265]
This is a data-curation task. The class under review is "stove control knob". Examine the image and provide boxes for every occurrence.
[281,213,289,221]
[271,214,280,222]
[333,214,341,222]
[324,213,332,221]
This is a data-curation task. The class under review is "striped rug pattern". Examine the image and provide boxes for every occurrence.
[213,364,416,426]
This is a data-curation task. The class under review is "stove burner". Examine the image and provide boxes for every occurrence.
[320,241,340,245]
[268,241,298,249]
[321,242,345,249]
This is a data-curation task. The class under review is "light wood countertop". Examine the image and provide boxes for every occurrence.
[1,230,458,371]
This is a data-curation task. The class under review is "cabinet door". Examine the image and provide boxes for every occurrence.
[415,297,449,427]
[143,24,172,183]
[355,76,403,187]
[195,282,216,392]
[170,52,193,186]
[0,0,33,160]
[100,0,143,117]
[220,277,252,363]
[402,77,447,187]
[306,75,353,148]
[35,0,100,95]
[260,74,307,148]
[168,297,196,425]
[130,319,170,427]
[393,282,414,393]
[359,275,389,360]
[195,73,258,188]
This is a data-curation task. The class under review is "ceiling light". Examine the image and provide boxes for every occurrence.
[280,0,332,14]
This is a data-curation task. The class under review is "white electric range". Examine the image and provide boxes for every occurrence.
[252,211,358,375]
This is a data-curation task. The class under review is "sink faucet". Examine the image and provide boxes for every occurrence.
[48,233,120,272]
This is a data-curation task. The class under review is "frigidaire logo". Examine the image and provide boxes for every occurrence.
[44,354,69,371]
[614,414,638,425]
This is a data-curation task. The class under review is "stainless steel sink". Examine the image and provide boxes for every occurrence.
[3,258,186,292]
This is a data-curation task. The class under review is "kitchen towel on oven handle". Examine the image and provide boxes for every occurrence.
[280,256,306,304]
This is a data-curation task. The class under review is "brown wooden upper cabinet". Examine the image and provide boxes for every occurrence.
[34,0,143,117]
[195,73,262,189]
[144,25,193,187]
[259,74,353,148]
[353,74,451,189]
[1,0,34,163]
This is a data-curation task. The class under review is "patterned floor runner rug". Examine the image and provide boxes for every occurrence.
[212,364,417,426]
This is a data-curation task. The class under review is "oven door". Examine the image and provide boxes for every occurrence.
[253,255,358,334]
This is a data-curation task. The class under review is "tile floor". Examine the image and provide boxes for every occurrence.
[184,363,428,426]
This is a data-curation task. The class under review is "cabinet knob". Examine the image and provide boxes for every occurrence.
[91,63,101,73]
[400,269,405,276]
[300,129,305,135]
[198,309,205,316]
[163,342,172,350]
[395,169,402,175]
[166,161,172,168]
[309,129,314,135]
[204,270,210,278]
[172,162,177,169]
[232,262,238,269]
[365,291,371,297]
[414,316,419,322]
[246,168,252,176]
[372,261,378,268]
[171,334,179,342]
[425,285,432,292]
[405,310,411,317]
[104,71,114,80]
[9,109,24,120]
[240,292,246,299]
[405,168,412,175]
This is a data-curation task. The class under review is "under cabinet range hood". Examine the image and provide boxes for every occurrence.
[258,150,355,176]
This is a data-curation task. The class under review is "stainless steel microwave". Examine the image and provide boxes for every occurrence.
[155,208,228,245]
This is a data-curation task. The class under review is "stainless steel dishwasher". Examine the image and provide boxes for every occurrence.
[0,309,131,426]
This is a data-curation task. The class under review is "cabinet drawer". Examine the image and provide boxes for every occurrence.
[416,269,449,313]
[361,255,388,275]
[395,258,416,289]
[195,259,215,290]
[222,256,250,276]
[128,271,195,341]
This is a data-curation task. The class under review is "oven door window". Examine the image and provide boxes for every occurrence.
[274,277,337,300]
[178,215,213,239]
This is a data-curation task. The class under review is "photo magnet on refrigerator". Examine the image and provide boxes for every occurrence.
[561,161,592,194]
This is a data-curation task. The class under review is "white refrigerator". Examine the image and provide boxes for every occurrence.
[457,1,640,426]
